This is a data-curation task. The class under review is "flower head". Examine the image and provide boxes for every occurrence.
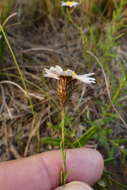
[61,1,79,8]
[44,65,95,84]
[44,65,95,107]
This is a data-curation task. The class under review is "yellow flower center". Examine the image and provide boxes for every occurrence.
[72,71,77,79]
[65,1,75,7]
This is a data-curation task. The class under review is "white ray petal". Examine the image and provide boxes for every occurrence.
[75,74,96,84]
[55,65,63,72]
[44,73,59,79]
[61,2,66,6]
[83,73,95,77]
[44,68,52,74]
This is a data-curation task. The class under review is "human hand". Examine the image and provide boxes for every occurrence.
[0,148,104,190]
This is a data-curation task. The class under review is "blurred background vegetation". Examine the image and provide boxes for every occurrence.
[0,0,127,189]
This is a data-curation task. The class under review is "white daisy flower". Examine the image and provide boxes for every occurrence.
[61,1,79,8]
[44,65,95,84]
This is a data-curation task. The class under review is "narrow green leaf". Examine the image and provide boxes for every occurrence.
[73,126,98,147]
[41,137,71,147]
[41,137,61,146]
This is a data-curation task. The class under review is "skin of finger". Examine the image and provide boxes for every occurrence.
[0,148,104,190]
[55,181,93,190]
[66,148,104,185]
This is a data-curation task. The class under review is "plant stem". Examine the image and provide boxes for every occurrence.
[0,24,34,116]
[60,108,67,185]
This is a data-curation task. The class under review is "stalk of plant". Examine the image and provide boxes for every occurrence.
[0,23,34,116]
[57,76,73,185]
[60,106,67,185]
[61,1,80,51]
[44,65,95,185]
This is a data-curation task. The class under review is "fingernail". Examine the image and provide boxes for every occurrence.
[55,181,93,190]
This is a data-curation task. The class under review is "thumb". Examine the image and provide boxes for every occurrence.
[55,181,93,190]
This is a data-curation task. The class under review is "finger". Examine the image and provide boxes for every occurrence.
[66,148,103,184]
[0,148,104,190]
[55,181,93,190]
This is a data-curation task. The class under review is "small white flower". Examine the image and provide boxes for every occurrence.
[44,65,96,84]
[61,1,79,8]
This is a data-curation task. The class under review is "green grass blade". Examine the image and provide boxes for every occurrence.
[73,126,98,147]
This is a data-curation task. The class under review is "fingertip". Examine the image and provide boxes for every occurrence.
[55,181,93,190]
[86,149,104,185]
[66,148,104,185]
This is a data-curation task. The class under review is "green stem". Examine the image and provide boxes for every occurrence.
[0,24,34,115]
[60,108,67,185]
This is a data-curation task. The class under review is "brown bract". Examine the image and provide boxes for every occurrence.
[57,76,75,107]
